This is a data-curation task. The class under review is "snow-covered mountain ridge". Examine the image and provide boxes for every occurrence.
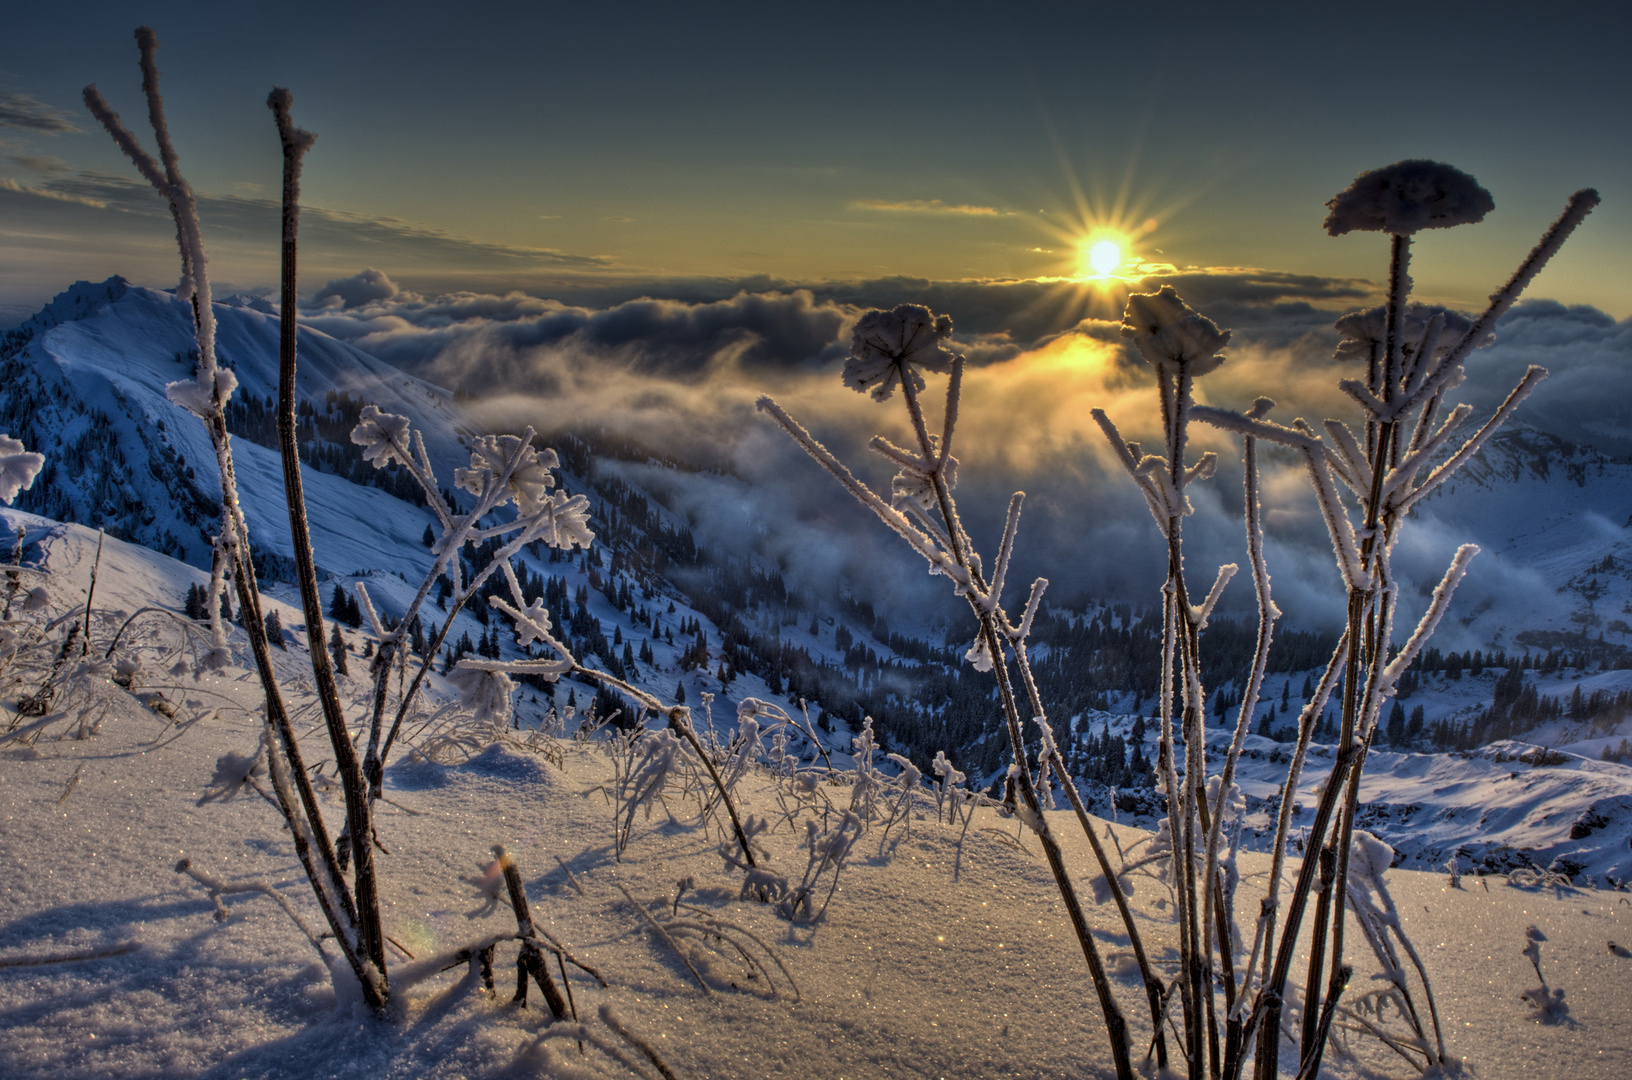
[4,278,1632,884]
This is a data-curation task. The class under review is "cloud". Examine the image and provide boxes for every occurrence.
[852,198,1010,217]
[0,91,80,134]
[302,286,853,387]
[311,268,401,310]
[0,170,614,278]
[8,154,70,175]
[0,176,110,209]
[1441,300,1632,455]
[288,273,1631,641]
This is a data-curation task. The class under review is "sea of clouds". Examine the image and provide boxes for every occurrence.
[293,267,1632,641]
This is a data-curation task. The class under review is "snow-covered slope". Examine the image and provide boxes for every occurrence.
[0,521,1626,1079]
[8,277,1632,893]
[1425,426,1632,652]
[0,277,466,579]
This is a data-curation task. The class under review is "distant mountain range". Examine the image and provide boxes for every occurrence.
[3,277,1629,883]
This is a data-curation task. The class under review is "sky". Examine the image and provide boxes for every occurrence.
[1,0,1629,324]
[3,1,1631,633]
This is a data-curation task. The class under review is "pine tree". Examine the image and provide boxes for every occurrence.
[329,583,348,624]
[422,524,435,547]
[329,624,349,677]
[264,609,286,650]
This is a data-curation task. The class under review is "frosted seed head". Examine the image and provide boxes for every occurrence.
[843,304,957,401]
[1348,829,1396,880]
[1333,302,1493,364]
[457,435,559,514]
[350,405,412,468]
[1120,286,1229,376]
[0,437,44,509]
[449,663,516,729]
[1324,160,1493,236]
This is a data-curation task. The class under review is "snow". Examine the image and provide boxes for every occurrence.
[3,516,1631,1079]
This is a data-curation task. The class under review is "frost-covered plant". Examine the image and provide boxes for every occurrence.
[760,303,1146,1079]
[0,435,44,506]
[1087,160,1598,1080]
[1518,925,1572,1025]
[1337,831,1446,1074]
[85,32,399,1006]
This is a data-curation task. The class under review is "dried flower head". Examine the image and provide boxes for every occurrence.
[449,663,516,729]
[0,433,44,505]
[1332,302,1492,364]
[1324,160,1494,236]
[1121,286,1229,376]
[843,304,957,402]
[455,435,559,514]
[350,405,412,468]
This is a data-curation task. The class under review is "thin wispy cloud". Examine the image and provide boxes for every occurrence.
[0,177,108,208]
[9,154,70,176]
[852,198,1011,217]
[0,91,80,134]
[0,170,615,273]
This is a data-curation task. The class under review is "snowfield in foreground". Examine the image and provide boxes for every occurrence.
[0,525,1629,1080]
[3,692,1630,1080]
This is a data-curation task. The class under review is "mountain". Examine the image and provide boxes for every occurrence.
[0,276,466,578]
[3,277,1631,884]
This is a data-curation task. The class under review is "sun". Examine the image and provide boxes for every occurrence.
[1087,240,1122,277]
[1076,232,1140,280]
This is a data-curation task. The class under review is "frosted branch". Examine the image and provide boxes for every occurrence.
[984,492,1025,614]
[938,354,963,468]
[1190,563,1237,632]
[354,582,386,639]
[1381,404,1473,503]
[1380,545,1478,693]
[867,436,928,475]
[1395,366,1548,516]
[1007,578,1048,644]
[1321,420,1371,495]
[756,397,965,588]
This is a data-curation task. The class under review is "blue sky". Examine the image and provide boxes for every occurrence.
[1,0,1628,322]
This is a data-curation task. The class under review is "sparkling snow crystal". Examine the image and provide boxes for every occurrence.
[1323,159,1494,236]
